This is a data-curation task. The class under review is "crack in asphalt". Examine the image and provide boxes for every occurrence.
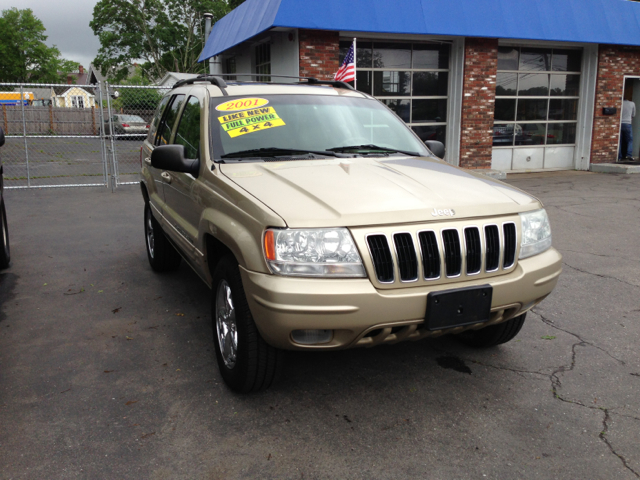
[532,308,626,365]
[550,205,603,219]
[441,308,639,477]
[562,262,640,289]
[433,344,548,380]
[561,249,640,264]
[600,410,640,478]
[467,360,546,379]
[529,309,639,478]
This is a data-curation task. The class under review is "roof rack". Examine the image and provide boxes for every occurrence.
[211,73,355,91]
[172,73,357,95]
[305,77,355,91]
[173,75,228,95]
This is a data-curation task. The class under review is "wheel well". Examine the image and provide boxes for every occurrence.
[205,234,234,277]
[140,182,149,204]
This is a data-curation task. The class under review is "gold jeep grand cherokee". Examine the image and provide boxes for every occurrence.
[140,75,561,393]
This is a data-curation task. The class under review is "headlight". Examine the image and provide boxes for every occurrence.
[519,209,552,259]
[264,228,366,277]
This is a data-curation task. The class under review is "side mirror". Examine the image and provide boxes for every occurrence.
[0,127,4,147]
[425,140,445,159]
[151,144,200,177]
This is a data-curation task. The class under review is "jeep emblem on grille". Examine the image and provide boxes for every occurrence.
[431,208,455,217]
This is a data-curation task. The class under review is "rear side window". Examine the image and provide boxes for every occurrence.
[173,96,201,159]
[155,94,185,146]
[147,96,169,141]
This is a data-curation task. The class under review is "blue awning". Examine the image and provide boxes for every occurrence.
[199,0,640,62]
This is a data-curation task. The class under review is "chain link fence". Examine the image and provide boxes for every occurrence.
[0,82,170,190]
[104,84,171,186]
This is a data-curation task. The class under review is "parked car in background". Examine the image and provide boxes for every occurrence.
[0,126,10,269]
[104,114,149,138]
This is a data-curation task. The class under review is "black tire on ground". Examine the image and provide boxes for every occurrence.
[455,313,527,348]
[144,203,181,272]
[0,199,10,269]
[211,255,283,393]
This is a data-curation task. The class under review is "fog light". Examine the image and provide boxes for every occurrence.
[291,329,333,345]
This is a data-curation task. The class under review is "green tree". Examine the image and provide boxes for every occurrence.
[90,0,232,83]
[0,8,79,83]
[111,65,163,112]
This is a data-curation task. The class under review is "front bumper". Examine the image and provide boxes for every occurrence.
[240,247,562,350]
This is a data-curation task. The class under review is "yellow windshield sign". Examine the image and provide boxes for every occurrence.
[218,106,285,138]
[215,97,269,112]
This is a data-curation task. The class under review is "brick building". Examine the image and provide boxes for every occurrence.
[200,0,640,172]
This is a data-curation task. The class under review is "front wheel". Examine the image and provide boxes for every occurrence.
[211,255,283,393]
[144,203,181,272]
[455,313,527,348]
[0,199,10,269]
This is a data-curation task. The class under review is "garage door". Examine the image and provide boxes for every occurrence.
[491,46,582,171]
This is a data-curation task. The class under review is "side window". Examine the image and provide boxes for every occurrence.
[173,96,201,159]
[147,96,169,141]
[155,94,185,146]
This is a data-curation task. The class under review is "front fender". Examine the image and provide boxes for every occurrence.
[199,208,270,274]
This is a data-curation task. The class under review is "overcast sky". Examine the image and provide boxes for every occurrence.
[0,0,101,69]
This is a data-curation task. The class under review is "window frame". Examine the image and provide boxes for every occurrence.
[493,46,582,148]
[71,95,84,108]
[154,94,186,147]
[340,39,451,145]
[255,42,271,82]
[173,95,202,161]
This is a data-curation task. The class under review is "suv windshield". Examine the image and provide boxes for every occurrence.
[210,94,431,160]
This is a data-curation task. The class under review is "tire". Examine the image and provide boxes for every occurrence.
[211,255,283,393]
[0,199,10,269]
[455,313,527,348]
[144,203,181,272]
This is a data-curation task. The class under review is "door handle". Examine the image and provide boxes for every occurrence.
[161,172,172,183]
[144,157,151,165]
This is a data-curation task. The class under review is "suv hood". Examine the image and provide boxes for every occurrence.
[220,157,539,228]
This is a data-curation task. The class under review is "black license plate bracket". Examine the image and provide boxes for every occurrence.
[425,285,493,331]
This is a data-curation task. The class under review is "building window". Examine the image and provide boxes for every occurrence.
[225,57,237,81]
[493,47,581,147]
[255,42,270,82]
[340,40,450,144]
[71,95,84,108]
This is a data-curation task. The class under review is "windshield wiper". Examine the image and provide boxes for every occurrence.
[327,144,420,156]
[220,147,342,159]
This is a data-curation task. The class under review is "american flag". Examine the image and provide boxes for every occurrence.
[334,42,355,83]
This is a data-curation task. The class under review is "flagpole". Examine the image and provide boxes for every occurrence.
[353,37,357,91]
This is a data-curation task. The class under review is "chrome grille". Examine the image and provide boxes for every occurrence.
[484,225,500,272]
[393,233,418,281]
[418,231,440,279]
[503,223,516,268]
[464,227,482,274]
[364,220,518,285]
[367,235,394,283]
[442,229,462,277]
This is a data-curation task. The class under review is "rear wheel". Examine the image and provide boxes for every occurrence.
[0,199,9,269]
[455,313,527,347]
[144,203,181,272]
[211,255,283,393]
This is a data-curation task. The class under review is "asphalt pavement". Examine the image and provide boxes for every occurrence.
[0,171,639,479]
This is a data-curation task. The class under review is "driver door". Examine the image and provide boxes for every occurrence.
[160,93,205,265]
